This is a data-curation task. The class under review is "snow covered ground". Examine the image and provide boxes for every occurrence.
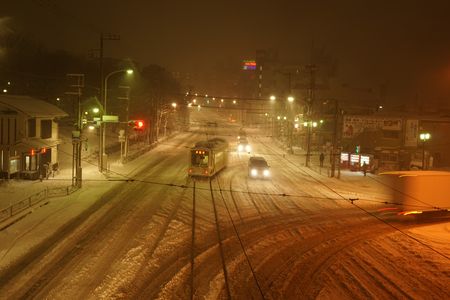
[0,110,448,299]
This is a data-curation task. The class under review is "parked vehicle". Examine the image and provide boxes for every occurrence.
[188,138,228,177]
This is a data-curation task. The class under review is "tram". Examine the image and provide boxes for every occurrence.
[188,138,228,177]
[380,171,450,215]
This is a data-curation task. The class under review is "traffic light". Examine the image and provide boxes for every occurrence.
[129,120,145,131]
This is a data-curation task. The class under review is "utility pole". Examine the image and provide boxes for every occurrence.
[305,64,316,167]
[66,74,84,188]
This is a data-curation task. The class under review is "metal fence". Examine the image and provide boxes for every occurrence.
[0,185,79,224]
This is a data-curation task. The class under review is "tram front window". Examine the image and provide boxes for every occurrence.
[191,151,209,167]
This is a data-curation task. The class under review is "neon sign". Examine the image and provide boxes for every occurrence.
[243,60,257,70]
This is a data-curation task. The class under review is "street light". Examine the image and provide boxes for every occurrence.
[101,68,134,172]
[287,96,294,103]
[419,132,431,170]
[104,68,133,113]
[270,95,276,101]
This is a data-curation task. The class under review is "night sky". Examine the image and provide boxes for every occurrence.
[2,0,450,103]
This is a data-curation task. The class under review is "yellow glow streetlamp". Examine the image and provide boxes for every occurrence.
[419,132,431,169]
[101,68,134,172]
[287,96,294,103]
[270,95,276,101]
[104,68,134,113]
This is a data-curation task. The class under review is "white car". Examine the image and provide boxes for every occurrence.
[248,157,270,179]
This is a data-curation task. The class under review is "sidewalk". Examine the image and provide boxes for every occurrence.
[0,128,173,213]
[263,138,393,203]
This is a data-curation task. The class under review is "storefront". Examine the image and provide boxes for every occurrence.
[18,142,57,180]
[340,152,374,172]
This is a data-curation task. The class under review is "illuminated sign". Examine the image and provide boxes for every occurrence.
[340,152,349,162]
[350,154,360,163]
[360,155,370,166]
[243,60,257,70]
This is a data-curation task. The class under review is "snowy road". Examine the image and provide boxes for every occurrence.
[0,119,449,299]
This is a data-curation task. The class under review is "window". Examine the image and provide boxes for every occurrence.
[41,120,52,139]
[28,119,36,138]
[191,151,209,167]
[25,155,37,171]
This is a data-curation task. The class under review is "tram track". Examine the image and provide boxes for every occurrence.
[0,137,196,299]
[188,175,267,299]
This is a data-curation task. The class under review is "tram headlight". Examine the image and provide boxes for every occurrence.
[251,169,258,176]
[245,145,251,152]
[263,169,270,177]
[238,145,244,152]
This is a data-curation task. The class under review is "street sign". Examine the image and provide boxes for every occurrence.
[102,115,119,122]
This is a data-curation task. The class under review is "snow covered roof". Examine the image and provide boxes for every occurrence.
[0,95,68,118]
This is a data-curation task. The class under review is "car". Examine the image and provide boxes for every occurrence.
[248,156,270,179]
[237,138,251,153]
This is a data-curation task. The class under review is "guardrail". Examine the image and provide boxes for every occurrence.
[0,185,79,224]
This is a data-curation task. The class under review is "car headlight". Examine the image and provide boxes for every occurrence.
[238,145,243,151]
[245,145,251,152]
[251,169,258,176]
[263,169,270,177]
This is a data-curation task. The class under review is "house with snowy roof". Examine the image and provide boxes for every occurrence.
[0,95,68,179]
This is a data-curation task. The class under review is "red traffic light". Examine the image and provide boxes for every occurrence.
[129,120,144,130]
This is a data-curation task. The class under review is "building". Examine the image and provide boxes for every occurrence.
[339,114,450,172]
[0,95,68,179]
